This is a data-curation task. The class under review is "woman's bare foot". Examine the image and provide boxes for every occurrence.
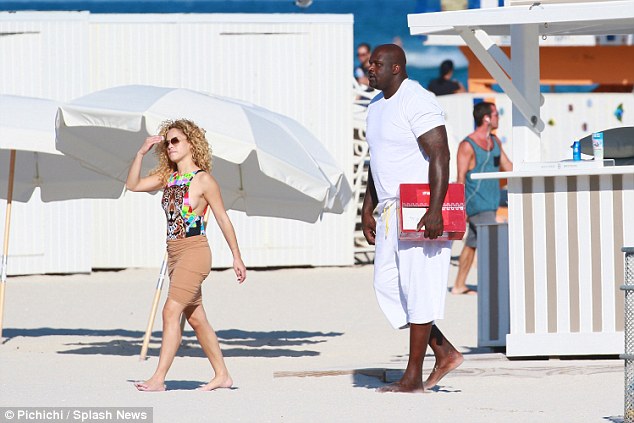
[134,379,166,392]
[424,352,464,389]
[197,375,233,391]
[451,287,476,295]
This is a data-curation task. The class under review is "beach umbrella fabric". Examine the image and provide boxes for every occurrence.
[0,95,124,337]
[0,96,124,202]
[56,85,352,223]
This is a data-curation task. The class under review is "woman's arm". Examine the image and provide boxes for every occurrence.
[125,136,164,192]
[200,173,246,284]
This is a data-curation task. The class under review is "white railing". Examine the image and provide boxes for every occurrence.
[351,79,379,263]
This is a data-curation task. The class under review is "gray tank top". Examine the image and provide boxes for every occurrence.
[464,136,501,217]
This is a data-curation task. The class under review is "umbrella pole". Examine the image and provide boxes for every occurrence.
[139,251,168,361]
[139,208,211,360]
[0,150,16,338]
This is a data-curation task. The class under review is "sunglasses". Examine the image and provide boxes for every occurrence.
[163,137,182,147]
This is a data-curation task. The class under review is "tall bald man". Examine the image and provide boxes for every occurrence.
[361,44,463,393]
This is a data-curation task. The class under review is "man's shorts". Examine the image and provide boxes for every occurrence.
[373,201,451,329]
[465,210,497,248]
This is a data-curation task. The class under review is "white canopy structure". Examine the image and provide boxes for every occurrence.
[409,1,634,37]
[408,0,634,168]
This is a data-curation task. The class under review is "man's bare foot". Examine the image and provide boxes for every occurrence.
[451,287,476,295]
[424,352,464,389]
[377,380,425,394]
[134,379,166,392]
[197,375,233,391]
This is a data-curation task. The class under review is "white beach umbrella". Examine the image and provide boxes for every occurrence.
[56,85,352,223]
[55,85,352,359]
[0,95,124,337]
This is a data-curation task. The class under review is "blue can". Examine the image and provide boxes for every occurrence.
[572,141,581,161]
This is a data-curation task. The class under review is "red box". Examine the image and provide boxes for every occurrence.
[398,183,466,241]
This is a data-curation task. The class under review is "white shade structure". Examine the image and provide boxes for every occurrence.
[56,85,352,223]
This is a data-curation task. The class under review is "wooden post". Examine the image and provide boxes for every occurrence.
[139,251,168,361]
[0,150,17,338]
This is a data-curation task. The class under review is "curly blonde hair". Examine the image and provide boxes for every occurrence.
[149,119,213,184]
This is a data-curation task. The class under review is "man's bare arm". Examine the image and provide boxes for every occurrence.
[361,166,379,245]
[456,141,474,185]
[417,125,450,239]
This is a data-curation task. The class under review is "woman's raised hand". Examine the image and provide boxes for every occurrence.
[138,135,164,156]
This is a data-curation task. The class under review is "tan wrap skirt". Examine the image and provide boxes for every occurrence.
[167,235,211,306]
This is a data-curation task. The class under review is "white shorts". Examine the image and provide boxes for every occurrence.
[373,201,451,329]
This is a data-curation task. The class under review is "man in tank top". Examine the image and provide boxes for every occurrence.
[452,102,513,295]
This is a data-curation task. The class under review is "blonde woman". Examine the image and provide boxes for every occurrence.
[126,119,246,392]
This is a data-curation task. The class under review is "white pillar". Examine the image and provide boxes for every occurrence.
[511,24,542,169]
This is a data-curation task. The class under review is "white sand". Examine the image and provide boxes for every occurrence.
[0,259,622,423]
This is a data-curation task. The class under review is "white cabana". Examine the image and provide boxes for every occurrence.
[409,0,634,357]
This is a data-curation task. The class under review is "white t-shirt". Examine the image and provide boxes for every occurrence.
[366,78,446,203]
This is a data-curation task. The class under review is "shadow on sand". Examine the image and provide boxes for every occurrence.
[350,368,461,393]
[2,327,343,358]
[272,368,463,392]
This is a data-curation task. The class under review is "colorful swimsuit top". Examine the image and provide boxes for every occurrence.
[161,170,207,241]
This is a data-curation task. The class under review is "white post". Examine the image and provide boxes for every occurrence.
[510,24,542,169]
